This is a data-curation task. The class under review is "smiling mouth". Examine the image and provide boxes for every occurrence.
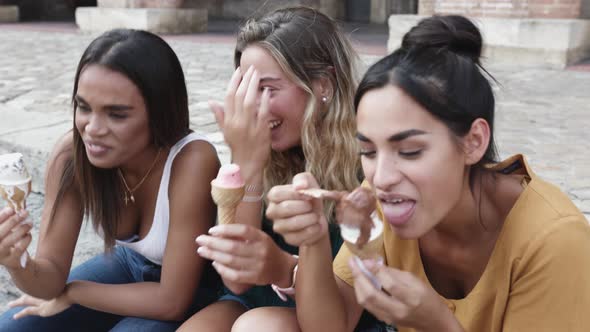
[86,142,109,154]
[269,120,282,130]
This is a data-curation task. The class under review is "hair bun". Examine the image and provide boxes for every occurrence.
[401,15,483,63]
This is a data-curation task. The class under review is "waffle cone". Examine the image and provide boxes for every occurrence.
[0,180,31,211]
[344,231,383,259]
[211,184,245,225]
[0,180,31,268]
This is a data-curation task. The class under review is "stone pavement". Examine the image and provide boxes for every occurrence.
[1,22,588,212]
[0,21,588,309]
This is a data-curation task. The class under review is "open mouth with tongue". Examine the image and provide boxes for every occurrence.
[379,196,416,227]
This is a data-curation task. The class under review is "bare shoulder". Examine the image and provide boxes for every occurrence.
[171,139,219,173]
[169,138,220,187]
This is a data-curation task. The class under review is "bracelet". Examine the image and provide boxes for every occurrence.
[245,184,263,194]
[242,193,264,203]
[271,255,298,302]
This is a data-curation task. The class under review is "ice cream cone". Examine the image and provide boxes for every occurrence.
[211,184,245,225]
[0,153,32,268]
[344,232,383,259]
[0,180,31,211]
[0,181,31,268]
[340,212,384,259]
[210,164,246,225]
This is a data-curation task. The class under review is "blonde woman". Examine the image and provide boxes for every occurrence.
[178,6,370,332]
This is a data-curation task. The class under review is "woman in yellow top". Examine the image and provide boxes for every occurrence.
[266,15,590,332]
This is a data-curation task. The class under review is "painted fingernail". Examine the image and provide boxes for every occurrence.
[17,210,27,218]
[208,226,220,235]
[196,247,205,254]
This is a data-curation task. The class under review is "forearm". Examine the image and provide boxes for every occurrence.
[414,295,464,332]
[421,305,464,332]
[8,258,67,299]
[297,236,350,332]
[234,171,263,228]
[222,250,297,294]
[66,280,188,321]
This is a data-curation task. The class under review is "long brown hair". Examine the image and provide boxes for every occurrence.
[51,29,191,248]
[234,6,361,218]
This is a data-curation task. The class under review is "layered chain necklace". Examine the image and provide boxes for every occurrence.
[117,148,162,206]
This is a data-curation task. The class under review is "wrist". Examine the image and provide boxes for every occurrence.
[232,162,264,183]
[419,299,462,332]
[271,254,298,302]
[275,253,298,288]
[62,282,75,304]
[7,255,32,274]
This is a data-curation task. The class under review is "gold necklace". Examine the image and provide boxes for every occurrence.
[118,148,162,206]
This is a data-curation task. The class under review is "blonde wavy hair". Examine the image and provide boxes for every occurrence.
[234,6,361,219]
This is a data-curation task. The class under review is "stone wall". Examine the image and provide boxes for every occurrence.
[0,0,77,20]
[582,0,590,19]
[220,0,343,20]
[419,0,583,19]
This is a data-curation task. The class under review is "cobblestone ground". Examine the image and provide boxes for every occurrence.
[0,28,589,310]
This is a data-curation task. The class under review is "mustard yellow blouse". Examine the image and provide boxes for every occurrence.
[334,155,590,332]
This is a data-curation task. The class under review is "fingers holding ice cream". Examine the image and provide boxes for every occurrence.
[0,153,32,268]
[299,185,384,259]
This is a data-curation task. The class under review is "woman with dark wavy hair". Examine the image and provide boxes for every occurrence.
[268,15,590,331]
[0,29,220,331]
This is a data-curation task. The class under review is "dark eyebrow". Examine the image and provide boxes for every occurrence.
[104,104,133,111]
[356,132,371,142]
[74,95,133,111]
[356,129,428,143]
[74,95,88,105]
[388,129,428,142]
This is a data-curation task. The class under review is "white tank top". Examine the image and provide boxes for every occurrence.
[115,133,211,265]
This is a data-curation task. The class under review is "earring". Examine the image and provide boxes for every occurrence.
[321,96,328,103]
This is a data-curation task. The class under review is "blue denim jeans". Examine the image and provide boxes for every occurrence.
[0,246,219,332]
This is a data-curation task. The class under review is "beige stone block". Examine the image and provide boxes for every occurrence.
[370,0,389,24]
[76,7,207,34]
[388,15,590,68]
[0,6,18,23]
[98,0,185,8]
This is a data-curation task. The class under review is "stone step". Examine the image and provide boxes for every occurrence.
[0,5,18,22]
[76,7,207,34]
[388,15,590,69]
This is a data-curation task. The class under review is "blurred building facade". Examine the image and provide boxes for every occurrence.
[1,0,588,22]
[0,0,419,23]
[419,0,589,19]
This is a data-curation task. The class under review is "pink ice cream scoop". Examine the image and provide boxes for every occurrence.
[212,164,245,188]
[211,164,245,225]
